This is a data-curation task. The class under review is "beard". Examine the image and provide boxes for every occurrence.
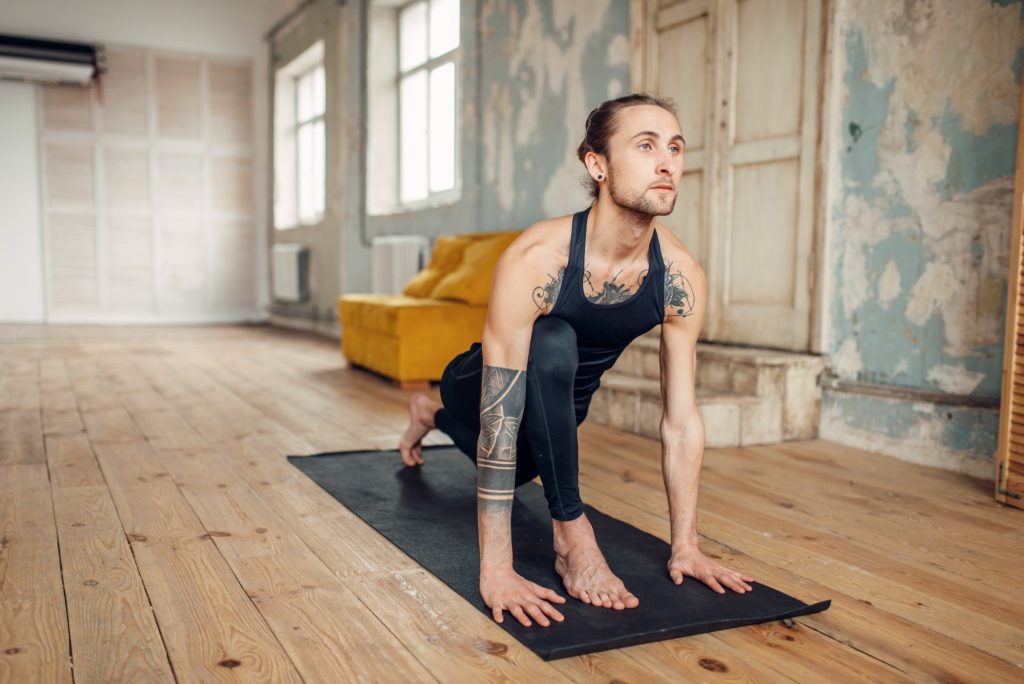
[608,173,677,217]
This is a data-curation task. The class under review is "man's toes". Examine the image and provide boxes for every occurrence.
[624,593,640,608]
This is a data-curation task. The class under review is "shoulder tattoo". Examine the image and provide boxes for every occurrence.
[664,261,696,317]
[532,267,566,312]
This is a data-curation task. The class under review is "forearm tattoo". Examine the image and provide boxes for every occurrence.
[476,365,526,513]
[664,261,695,317]
[532,267,566,312]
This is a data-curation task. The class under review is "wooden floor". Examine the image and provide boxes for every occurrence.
[1,323,1022,683]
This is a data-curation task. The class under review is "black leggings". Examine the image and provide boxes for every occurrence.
[433,316,585,521]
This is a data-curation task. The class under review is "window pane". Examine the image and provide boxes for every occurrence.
[297,69,314,122]
[400,71,428,203]
[399,1,428,72]
[429,62,455,193]
[312,119,325,215]
[312,65,325,117]
[296,120,311,222]
[297,121,314,222]
[429,0,459,58]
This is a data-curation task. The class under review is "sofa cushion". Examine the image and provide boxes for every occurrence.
[338,294,490,381]
[401,235,475,297]
[429,231,520,305]
[339,294,486,337]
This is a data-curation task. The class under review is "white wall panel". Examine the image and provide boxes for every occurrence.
[103,48,149,136]
[39,47,256,322]
[0,81,44,321]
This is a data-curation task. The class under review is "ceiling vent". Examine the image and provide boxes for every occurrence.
[0,34,102,86]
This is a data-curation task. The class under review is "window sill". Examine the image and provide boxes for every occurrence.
[367,191,462,218]
[274,216,325,231]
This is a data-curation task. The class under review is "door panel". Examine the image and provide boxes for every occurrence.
[653,1,712,271]
[639,0,822,351]
[728,158,799,307]
[734,0,805,143]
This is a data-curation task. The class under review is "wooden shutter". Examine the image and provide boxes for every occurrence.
[995,79,1024,509]
[632,0,822,351]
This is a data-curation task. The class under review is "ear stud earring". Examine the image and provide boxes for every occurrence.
[596,174,604,181]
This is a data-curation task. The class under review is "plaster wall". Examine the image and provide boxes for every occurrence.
[819,0,1023,476]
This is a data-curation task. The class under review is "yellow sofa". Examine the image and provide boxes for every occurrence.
[338,229,522,383]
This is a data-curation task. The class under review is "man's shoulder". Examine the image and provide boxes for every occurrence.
[500,213,574,270]
[654,222,703,279]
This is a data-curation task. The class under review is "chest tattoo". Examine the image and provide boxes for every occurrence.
[583,263,647,305]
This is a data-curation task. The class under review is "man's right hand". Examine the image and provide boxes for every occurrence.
[480,567,567,627]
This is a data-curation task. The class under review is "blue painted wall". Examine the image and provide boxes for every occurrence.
[821,0,1022,474]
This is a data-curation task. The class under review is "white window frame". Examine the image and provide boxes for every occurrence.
[273,41,325,230]
[293,63,326,225]
[395,0,460,211]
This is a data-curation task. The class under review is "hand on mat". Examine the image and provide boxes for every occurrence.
[480,567,567,627]
[667,548,755,594]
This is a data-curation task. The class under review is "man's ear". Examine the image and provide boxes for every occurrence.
[584,151,606,181]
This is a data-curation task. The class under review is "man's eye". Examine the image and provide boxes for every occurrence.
[670,146,680,153]
[639,142,651,150]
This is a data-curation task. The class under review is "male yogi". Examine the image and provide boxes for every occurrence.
[399,93,754,628]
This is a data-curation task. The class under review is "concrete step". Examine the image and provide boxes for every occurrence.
[588,371,765,448]
[589,331,827,447]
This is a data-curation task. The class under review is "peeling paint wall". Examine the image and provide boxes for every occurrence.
[820,0,1023,477]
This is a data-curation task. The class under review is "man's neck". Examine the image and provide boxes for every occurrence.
[587,195,656,264]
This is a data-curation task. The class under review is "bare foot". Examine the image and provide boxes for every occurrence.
[399,392,440,466]
[552,513,640,610]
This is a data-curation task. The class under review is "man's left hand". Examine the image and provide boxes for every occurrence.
[667,547,755,594]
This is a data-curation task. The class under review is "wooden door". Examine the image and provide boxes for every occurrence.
[995,76,1024,509]
[634,0,822,351]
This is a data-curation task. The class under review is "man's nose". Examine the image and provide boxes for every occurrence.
[656,151,677,177]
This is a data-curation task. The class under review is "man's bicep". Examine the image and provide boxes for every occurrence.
[660,317,700,428]
[660,259,705,430]
[481,255,544,371]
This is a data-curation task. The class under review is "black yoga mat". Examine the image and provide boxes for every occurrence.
[287,445,830,661]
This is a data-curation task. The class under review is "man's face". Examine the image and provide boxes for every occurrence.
[604,105,685,216]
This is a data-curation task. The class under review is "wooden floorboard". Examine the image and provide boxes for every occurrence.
[0,322,1022,682]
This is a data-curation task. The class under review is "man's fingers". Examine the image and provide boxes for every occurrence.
[524,603,549,627]
[538,601,565,622]
[531,584,566,604]
[492,605,504,623]
[413,446,423,464]
[723,574,752,593]
[670,570,683,585]
[706,575,726,594]
[509,605,532,627]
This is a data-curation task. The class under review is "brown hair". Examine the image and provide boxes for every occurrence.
[576,93,679,199]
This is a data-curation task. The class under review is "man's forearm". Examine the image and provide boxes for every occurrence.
[476,365,526,571]
[660,417,705,549]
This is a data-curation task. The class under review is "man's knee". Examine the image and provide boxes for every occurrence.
[528,316,577,379]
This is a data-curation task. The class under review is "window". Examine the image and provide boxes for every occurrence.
[274,41,325,229]
[397,0,459,206]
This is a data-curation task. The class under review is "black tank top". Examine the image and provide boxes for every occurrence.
[548,206,666,421]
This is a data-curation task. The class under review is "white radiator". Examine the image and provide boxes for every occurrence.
[372,235,428,294]
[272,243,310,302]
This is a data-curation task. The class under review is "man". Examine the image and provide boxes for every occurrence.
[399,93,754,628]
